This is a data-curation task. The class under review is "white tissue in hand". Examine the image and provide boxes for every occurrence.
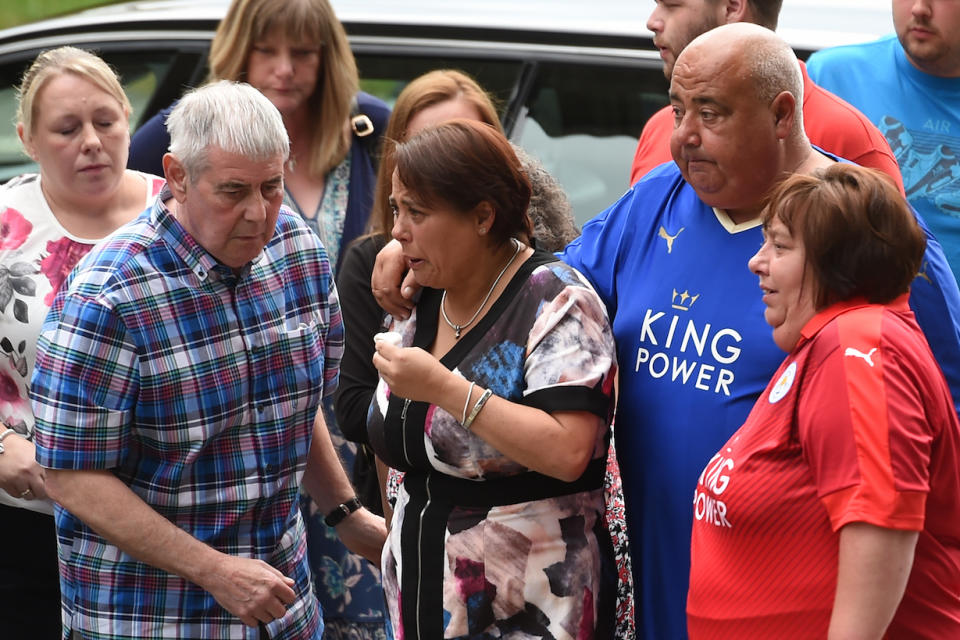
[373,331,403,348]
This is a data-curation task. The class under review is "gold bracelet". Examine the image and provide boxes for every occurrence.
[462,388,493,431]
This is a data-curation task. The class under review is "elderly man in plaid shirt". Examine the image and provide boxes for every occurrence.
[30,81,385,640]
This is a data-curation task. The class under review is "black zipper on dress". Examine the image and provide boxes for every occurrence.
[416,478,431,640]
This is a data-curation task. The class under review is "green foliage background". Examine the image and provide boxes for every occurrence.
[0,1,118,31]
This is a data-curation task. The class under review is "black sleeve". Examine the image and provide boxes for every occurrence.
[334,235,388,445]
[128,104,175,176]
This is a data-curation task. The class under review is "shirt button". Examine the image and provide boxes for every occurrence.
[257,404,265,414]
[266,464,277,474]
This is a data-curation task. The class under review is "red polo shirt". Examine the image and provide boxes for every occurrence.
[687,296,960,639]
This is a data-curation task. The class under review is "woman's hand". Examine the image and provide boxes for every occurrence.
[0,433,47,500]
[372,341,451,405]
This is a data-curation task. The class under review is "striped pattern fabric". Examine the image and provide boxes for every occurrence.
[31,191,342,639]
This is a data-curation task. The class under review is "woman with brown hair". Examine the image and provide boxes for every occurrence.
[687,163,960,638]
[335,71,503,512]
[368,119,617,638]
[129,0,389,272]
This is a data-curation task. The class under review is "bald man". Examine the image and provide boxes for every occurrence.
[372,24,960,639]
[632,0,903,192]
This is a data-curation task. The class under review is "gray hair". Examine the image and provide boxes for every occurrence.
[513,145,580,252]
[166,80,290,178]
[749,36,803,109]
[689,23,804,136]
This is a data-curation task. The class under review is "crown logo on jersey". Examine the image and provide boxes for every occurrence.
[671,289,700,311]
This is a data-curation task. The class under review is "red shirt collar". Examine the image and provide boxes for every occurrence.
[799,60,812,108]
[798,293,911,346]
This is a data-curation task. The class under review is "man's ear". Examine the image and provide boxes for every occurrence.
[17,123,38,161]
[770,91,797,140]
[722,0,749,24]
[162,153,189,202]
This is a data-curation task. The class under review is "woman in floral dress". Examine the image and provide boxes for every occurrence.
[368,119,618,639]
[0,47,165,638]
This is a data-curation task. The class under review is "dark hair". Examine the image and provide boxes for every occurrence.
[394,119,533,244]
[762,163,926,309]
[747,0,784,29]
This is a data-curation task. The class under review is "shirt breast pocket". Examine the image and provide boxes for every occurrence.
[274,315,325,406]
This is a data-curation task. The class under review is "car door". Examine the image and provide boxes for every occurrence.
[0,39,208,182]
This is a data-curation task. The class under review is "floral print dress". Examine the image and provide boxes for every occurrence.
[0,172,165,514]
[367,251,619,639]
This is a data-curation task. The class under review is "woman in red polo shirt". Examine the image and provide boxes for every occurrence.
[687,163,960,639]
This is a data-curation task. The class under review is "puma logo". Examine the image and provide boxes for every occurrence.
[658,225,684,253]
[916,260,932,284]
[844,347,877,367]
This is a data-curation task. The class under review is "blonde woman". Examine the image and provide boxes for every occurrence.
[129,0,389,272]
[0,46,165,637]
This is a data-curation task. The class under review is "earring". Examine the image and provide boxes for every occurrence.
[479,228,487,235]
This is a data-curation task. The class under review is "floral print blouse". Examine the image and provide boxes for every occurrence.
[0,171,164,512]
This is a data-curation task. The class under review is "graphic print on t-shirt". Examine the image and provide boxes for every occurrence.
[879,115,960,217]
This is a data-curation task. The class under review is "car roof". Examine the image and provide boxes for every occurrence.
[0,0,894,56]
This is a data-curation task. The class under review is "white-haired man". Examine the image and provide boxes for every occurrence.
[31,81,385,639]
[631,0,903,191]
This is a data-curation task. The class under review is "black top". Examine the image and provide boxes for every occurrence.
[333,233,389,514]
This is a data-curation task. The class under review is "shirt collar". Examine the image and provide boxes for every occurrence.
[799,60,813,109]
[798,293,911,345]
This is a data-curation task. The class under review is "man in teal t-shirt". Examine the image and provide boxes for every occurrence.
[808,0,960,282]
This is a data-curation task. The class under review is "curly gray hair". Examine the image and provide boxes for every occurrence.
[513,145,580,252]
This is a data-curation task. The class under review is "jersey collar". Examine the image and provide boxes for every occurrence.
[798,293,911,345]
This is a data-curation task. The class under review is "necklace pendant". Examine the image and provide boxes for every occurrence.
[455,326,462,339]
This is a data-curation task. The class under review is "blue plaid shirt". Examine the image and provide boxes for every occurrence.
[32,191,342,639]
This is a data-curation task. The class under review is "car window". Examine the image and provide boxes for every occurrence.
[355,52,522,115]
[0,58,33,182]
[514,60,669,225]
[356,53,668,226]
[0,48,191,183]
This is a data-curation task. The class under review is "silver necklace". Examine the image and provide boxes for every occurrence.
[441,238,522,339]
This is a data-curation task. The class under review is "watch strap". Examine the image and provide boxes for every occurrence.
[324,496,362,527]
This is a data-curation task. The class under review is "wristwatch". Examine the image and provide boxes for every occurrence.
[324,496,362,527]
